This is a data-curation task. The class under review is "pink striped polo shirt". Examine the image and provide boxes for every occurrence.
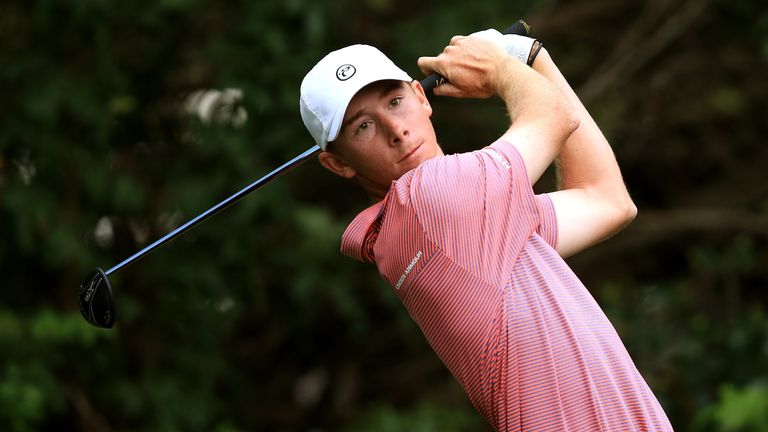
[341,139,673,431]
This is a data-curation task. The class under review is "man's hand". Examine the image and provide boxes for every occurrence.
[417,35,515,99]
[419,34,579,185]
[468,29,539,65]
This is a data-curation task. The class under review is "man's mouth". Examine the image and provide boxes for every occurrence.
[398,142,423,163]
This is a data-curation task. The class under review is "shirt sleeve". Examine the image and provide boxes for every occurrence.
[488,139,559,249]
[534,193,559,249]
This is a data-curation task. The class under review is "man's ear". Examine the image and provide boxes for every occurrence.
[318,150,356,179]
[409,80,432,117]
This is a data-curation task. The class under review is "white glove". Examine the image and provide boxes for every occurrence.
[469,29,538,65]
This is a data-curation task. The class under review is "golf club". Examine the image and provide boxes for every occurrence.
[79,20,532,328]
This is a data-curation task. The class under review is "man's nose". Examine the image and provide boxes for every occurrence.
[384,115,409,146]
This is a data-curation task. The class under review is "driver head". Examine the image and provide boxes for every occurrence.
[79,268,115,328]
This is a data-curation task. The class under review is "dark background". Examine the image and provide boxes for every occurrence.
[1,0,767,430]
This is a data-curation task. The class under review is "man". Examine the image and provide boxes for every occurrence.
[299,30,673,431]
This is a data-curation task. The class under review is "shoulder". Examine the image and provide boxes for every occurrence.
[399,152,486,215]
[400,140,530,208]
[486,138,531,177]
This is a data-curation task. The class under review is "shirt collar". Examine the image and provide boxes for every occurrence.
[340,198,387,262]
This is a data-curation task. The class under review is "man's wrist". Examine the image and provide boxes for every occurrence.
[491,56,521,100]
[529,46,551,72]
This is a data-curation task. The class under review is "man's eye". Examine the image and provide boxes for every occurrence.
[356,121,370,133]
[390,97,402,107]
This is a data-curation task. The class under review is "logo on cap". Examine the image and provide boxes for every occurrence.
[336,64,356,81]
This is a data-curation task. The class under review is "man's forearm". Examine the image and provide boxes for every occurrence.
[493,55,573,132]
[493,53,580,184]
[532,49,636,213]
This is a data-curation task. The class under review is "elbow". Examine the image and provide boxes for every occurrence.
[627,199,638,222]
[614,195,638,230]
[565,99,580,133]
[556,99,580,144]
[596,189,637,235]
[567,111,580,139]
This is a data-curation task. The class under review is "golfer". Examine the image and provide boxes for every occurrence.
[299,30,673,431]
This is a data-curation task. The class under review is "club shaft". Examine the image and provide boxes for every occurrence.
[106,144,321,276]
[105,19,530,277]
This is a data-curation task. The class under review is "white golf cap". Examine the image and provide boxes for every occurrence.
[300,44,412,150]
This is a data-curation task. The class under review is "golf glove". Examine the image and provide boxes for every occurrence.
[469,29,542,66]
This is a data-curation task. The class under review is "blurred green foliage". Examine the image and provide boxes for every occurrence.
[1,0,767,430]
